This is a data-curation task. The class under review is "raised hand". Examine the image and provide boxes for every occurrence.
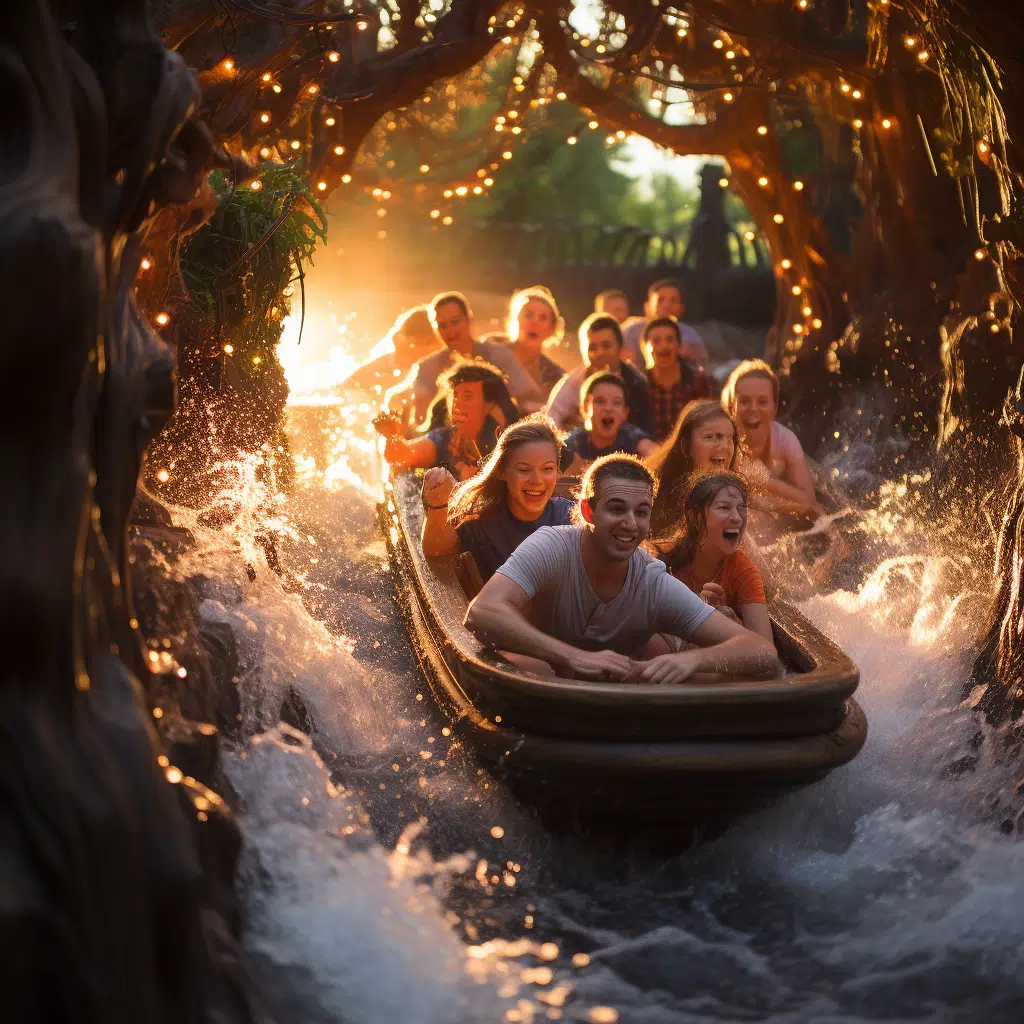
[422,466,456,509]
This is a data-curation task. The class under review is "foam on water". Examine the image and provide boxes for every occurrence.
[159,398,1024,1022]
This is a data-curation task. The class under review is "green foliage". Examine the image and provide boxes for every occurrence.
[180,161,327,366]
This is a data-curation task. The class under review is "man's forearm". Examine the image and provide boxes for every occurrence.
[465,597,580,669]
[692,634,778,678]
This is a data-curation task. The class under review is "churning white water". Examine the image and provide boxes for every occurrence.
[158,427,1024,1024]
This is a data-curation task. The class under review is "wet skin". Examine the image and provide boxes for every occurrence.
[686,414,736,472]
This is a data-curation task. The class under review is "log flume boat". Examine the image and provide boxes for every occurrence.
[378,472,867,821]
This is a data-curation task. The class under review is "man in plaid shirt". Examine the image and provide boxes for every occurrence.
[644,317,715,441]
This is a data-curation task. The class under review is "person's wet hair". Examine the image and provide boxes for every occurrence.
[429,290,471,321]
[506,285,565,344]
[427,358,519,430]
[577,454,657,522]
[721,358,780,418]
[647,399,740,538]
[578,312,624,356]
[662,471,749,574]
[580,370,629,407]
[448,414,563,528]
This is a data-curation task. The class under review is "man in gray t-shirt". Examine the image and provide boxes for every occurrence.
[465,455,776,684]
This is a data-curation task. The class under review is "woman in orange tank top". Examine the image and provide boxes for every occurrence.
[660,472,774,644]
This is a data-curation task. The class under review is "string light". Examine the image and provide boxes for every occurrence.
[328,51,340,62]
[443,189,453,198]
[881,118,892,129]
[220,58,235,72]
[260,112,271,123]
[744,230,755,241]
[851,89,862,100]
[156,468,170,482]
[774,213,785,224]
[317,181,327,191]
[334,145,344,155]
[918,50,929,62]
[290,140,301,150]
[325,116,336,126]
[904,36,916,48]
[484,177,494,186]
[223,344,234,354]
[442,215,453,225]
[977,140,990,155]
[430,209,440,218]
[253,355,262,365]
[249,179,262,190]
[473,185,483,194]
[757,125,768,135]
[723,92,734,102]
[780,259,793,269]
[812,318,823,329]
[556,91,567,100]
[261,72,272,83]
[140,257,152,270]
[259,147,271,157]
[567,136,577,145]
[853,118,863,128]
[791,285,802,295]
[588,120,599,129]
[307,84,319,96]
[419,163,430,172]
[341,174,352,183]
[758,176,769,187]
[974,248,987,260]
[272,84,282,94]
[455,185,468,196]
[356,19,368,30]
[502,150,513,159]
[793,180,805,190]
[154,312,170,326]
[713,39,724,49]
[719,177,729,188]
[725,50,736,60]
[840,83,851,94]
[797,0,809,8]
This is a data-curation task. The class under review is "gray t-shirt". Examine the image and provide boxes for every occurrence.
[496,525,714,655]
[411,339,541,405]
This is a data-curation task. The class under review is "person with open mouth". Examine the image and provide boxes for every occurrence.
[643,316,714,441]
[502,286,567,400]
[659,472,774,644]
[560,372,657,477]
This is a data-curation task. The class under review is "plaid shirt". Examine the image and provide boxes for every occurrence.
[646,361,714,441]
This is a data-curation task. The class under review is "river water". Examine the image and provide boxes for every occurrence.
[161,313,1024,1023]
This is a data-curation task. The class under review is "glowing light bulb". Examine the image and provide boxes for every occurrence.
[798,0,808,8]
[802,305,812,317]
[140,257,152,270]
[723,92,734,102]
[502,150,512,159]
[975,248,987,260]
[744,230,755,241]
[442,215,453,225]
[484,177,494,186]
[221,58,235,72]
[334,145,344,155]
[473,185,483,194]
[852,89,862,100]
[757,125,768,135]
[791,285,802,295]
[455,185,468,196]
[259,147,271,157]
[758,176,769,187]
[725,50,735,59]
[978,140,990,155]
[430,209,440,218]
[317,181,327,191]
[713,39,724,49]
[252,355,262,365]
[307,84,319,95]
[156,468,170,482]
[567,135,577,145]
[443,189,453,198]
[853,118,863,128]
[556,91,567,100]
[780,259,792,269]
[328,51,340,62]
[719,177,729,188]
[794,180,805,190]
[325,116,336,126]
[249,179,262,190]
[841,83,851,94]
[272,84,282,93]
[223,344,234,354]
[341,174,351,183]
[356,20,368,30]
[812,318,823,329]
[260,112,270,123]
[262,72,272,83]
[881,118,892,129]
[905,36,916,48]
[419,163,430,172]
[588,120,599,129]
[290,140,301,150]
[918,50,929,62]
[154,312,169,326]
[774,213,785,224]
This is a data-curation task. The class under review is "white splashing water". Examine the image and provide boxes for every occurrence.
[156,402,1024,1024]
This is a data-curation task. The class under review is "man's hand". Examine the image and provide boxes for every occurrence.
[562,648,638,682]
[422,467,456,508]
[637,650,703,686]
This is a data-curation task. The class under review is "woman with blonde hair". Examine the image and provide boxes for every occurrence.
[504,286,567,399]
[420,415,571,581]
[647,399,740,538]
[721,359,819,520]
